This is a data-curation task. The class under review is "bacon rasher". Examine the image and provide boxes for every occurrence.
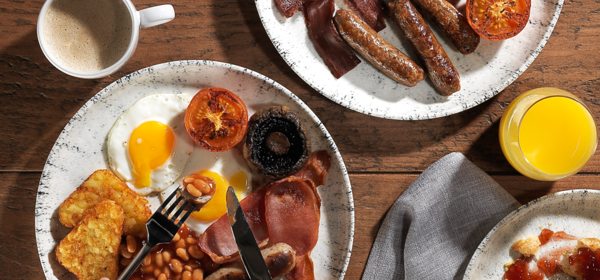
[273,0,362,78]
[198,151,331,279]
[274,0,303,18]
[345,0,387,31]
[198,187,269,264]
[304,0,361,78]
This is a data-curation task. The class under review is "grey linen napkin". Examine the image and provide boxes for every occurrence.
[362,152,521,280]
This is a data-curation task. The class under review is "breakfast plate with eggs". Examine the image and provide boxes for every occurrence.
[35,60,354,280]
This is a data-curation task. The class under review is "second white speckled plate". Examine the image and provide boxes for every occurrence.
[35,60,354,280]
[463,189,600,279]
[255,0,563,120]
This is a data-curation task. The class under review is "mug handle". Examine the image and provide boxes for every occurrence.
[138,4,175,29]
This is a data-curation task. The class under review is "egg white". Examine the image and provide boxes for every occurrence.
[160,146,253,234]
[107,93,194,196]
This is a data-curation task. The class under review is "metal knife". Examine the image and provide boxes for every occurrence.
[226,186,273,280]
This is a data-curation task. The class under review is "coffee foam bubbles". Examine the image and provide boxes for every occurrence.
[42,0,132,73]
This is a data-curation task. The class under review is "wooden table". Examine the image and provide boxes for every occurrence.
[2,0,600,278]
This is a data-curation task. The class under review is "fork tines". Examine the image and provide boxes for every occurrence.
[156,190,197,228]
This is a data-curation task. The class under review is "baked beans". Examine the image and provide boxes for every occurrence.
[141,264,154,274]
[175,239,186,249]
[183,174,215,198]
[155,252,164,267]
[126,235,137,253]
[170,259,183,274]
[162,250,173,263]
[192,269,204,280]
[187,245,204,259]
[120,244,133,258]
[120,224,219,280]
[143,254,152,266]
[186,184,203,197]
[186,237,196,245]
[120,258,132,266]
[176,248,190,261]
[163,266,171,278]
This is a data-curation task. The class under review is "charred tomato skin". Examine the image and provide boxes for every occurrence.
[184,87,248,152]
[466,0,531,41]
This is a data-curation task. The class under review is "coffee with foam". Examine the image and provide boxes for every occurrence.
[42,0,132,73]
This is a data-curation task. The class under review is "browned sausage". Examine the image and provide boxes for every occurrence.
[333,9,426,87]
[205,243,296,280]
[388,0,460,96]
[410,0,480,54]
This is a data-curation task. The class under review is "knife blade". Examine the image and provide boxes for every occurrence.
[226,186,273,280]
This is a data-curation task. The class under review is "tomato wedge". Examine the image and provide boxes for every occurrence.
[185,87,248,152]
[466,0,531,41]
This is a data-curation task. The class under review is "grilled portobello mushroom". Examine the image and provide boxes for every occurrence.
[243,106,311,179]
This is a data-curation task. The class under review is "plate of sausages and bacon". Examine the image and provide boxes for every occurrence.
[35,60,354,280]
[255,0,563,120]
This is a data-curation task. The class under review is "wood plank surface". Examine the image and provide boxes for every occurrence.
[2,0,600,279]
[1,0,600,173]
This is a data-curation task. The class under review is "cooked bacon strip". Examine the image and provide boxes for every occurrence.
[294,150,331,190]
[286,254,316,280]
[265,179,320,256]
[198,151,331,265]
[345,0,386,31]
[265,151,329,280]
[198,187,269,264]
[275,0,303,18]
[304,0,361,78]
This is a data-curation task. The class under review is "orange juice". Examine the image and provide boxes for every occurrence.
[499,88,597,181]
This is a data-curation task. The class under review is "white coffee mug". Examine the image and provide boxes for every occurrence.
[37,0,175,79]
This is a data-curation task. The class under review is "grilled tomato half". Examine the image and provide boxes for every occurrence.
[466,0,531,41]
[185,87,248,152]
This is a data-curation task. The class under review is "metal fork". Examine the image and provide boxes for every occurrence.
[117,186,212,280]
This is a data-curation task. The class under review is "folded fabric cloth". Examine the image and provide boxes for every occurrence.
[362,152,521,280]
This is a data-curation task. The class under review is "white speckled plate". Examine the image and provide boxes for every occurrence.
[35,60,354,280]
[255,0,563,119]
[463,189,600,279]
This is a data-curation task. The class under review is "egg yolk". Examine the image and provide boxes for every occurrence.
[129,121,175,188]
[191,170,249,221]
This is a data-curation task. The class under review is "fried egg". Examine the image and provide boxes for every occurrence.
[161,146,253,233]
[107,94,194,196]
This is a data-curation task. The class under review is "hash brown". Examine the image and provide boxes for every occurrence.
[56,200,124,280]
[59,169,151,238]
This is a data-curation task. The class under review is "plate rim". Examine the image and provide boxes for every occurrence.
[462,188,600,279]
[254,0,564,120]
[35,59,355,280]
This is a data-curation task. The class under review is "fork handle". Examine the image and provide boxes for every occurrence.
[117,243,153,280]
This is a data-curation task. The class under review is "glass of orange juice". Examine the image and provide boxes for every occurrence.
[499,87,597,181]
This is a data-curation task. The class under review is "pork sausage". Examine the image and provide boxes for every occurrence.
[388,0,460,96]
[334,9,426,87]
[205,243,296,280]
[411,0,480,54]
